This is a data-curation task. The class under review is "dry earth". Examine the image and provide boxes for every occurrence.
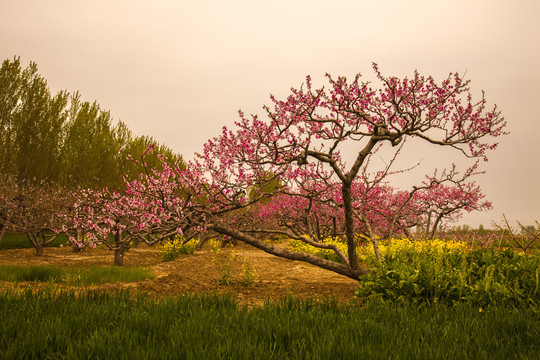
[0,242,359,307]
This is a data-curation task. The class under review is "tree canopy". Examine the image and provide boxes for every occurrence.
[0,56,184,189]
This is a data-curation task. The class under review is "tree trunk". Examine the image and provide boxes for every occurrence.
[72,230,83,252]
[0,225,6,245]
[429,214,443,240]
[363,219,382,261]
[35,242,43,256]
[341,183,360,270]
[196,235,207,251]
[114,247,124,266]
[27,234,43,256]
[114,232,124,266]
[425,212,432,238]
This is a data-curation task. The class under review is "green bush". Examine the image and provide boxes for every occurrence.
[289,237,539,308]
[355,248,540,308]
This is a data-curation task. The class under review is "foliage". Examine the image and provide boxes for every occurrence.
[290,236,540,307]
[355,247,540,307]
[290,236,468,265]
[0,56,184,189]
[0,57,68,182]
[0,265,153,285]
[0,290,538,359]
[160,236,197,262]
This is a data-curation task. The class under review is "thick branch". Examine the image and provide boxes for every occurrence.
[209,223,366,280]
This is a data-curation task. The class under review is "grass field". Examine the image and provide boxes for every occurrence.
[0,264,153,285]
[1,234,539,358]
[0,290,538,359]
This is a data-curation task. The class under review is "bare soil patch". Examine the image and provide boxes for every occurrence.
[0,242,359,307]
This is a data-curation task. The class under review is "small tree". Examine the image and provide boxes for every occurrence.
[0,178,70,255]
[65,152,192,265]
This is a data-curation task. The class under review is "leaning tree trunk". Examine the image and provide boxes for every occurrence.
[209,223,367,281]
[429,214,444,240]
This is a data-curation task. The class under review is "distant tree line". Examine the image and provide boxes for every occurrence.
[0,56,184,189]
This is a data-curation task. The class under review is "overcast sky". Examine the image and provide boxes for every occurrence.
[1,0,539,228]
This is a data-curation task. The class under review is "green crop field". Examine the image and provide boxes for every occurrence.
[0,290,538,359]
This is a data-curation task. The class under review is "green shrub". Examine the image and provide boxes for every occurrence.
[289,236,539,308]
[355,248,540,308]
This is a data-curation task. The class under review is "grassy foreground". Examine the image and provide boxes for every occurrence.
[0,265,153,285]
[0,290,538,359]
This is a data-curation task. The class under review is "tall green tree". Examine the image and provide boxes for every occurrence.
[0,57,23,177]
[0,57,68,182]
[0,56,184,190]
[116,126,185,180]
[59,93,120,188]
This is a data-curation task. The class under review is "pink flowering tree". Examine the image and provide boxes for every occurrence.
[90,65,506,279]
[63,187,170,266]
[64,154,200,265]
[0,177,18,244]
[199,65,506,279]
[413,181,492,239]
[0,178,71,255]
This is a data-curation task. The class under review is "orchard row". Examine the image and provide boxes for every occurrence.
[1,61,507,279]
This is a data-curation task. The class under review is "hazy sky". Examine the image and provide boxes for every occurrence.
[1,0,539,228]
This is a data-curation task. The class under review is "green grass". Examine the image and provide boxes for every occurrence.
[0,290,538,359]
[0,265,153,285]
[0,233,71,250]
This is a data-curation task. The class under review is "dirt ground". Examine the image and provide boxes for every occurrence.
[0,242,359,307]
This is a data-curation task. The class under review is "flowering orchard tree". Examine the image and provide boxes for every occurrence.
[64,153,199,265]
[248,166,490,261]
[95,65,506,279]
[62,186,176,266]
[0,178,70,255]
[191,65,506,279]
[414,181,492,239]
